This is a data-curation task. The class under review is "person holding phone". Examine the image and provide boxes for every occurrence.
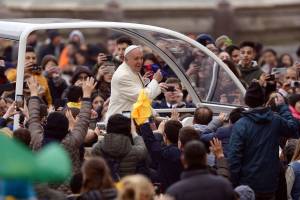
[152,78,195,116]
[95,61,116,100]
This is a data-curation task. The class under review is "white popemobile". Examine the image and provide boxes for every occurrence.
[0,18,246,129]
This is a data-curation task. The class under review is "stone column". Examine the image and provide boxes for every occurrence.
[212,0,236,40]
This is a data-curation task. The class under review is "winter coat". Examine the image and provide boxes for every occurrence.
[77,188,117,200]
[238,63,263,87]
[91,133,147,177]
[28,97,91,174]
[166,169,234,200]
[228,105,299,193]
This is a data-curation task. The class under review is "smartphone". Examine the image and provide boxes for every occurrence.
[271,67,286,75]
[106,55,113,62]
[122,111,131,118]
[96,122,106,130]
[266,74,275,81]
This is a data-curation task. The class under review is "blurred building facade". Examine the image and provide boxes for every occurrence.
[0,0,300,46]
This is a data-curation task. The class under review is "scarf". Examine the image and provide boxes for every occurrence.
[67,102,81,109]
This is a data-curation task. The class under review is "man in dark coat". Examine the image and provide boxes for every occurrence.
[166,141,234,200]
[238,41,263,86]
[228,81,299,200]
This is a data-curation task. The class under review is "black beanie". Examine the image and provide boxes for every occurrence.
[245,81,265,108]
[107,114,131,137]
[45,112,69,140]
[288,94,300,107]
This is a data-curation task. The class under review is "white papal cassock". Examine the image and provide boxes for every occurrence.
[106,62,161,120]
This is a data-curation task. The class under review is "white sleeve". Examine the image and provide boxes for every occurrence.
[145,79,161,100]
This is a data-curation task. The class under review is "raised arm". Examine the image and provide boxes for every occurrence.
[64,77,95,148]
[27,77,44,150]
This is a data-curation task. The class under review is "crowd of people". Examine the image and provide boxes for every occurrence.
[1,28,300,200]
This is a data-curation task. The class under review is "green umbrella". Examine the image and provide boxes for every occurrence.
[0,134,71,183]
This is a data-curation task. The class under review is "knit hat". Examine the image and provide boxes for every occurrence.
[48,30,60,41]
[234,185,255,200]
[106,114,131,138]
[245,81,265,108]
[215,35,232,49]
[45,112,69,140]
[68,30,85,44]
[288,94,300,107]
[124,45,141,58]
[196,34,214,46]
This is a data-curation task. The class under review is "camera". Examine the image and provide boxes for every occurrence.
[96,122,106,130]
[30,64,42,73]
[166,85,175,92]
[290,81,300,88]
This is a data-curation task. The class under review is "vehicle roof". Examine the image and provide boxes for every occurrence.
[0,18,102,40]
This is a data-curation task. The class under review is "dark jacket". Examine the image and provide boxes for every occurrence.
[38,43,64,65]
[77,188,117,200]
[215,125,233,157]
[228,105,299,193]
[238,63,263,86]
[166,169,234,200]
[91,133,147,177]
[139,123,183,191]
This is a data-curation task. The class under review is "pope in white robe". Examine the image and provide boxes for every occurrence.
[106,45,163,120]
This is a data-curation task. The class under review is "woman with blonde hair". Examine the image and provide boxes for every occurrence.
[286,139,300,200]
[117,175,155,200]
[78,157,117,200]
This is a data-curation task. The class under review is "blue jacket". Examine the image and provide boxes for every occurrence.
[215,126,233,158]
[228,105,299,193]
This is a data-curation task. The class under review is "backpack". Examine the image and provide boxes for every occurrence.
[101,150,122,181]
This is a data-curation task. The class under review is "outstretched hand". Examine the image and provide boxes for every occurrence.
[210,138,224,159]
[3,101,18,119]
[65,109,76,131]
[82,77,97,98]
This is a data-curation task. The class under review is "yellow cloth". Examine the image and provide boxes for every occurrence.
[67,102,81,109]
[131,89,152,125]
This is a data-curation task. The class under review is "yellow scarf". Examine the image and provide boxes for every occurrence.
[131,89,152,125]
[67,102,81,109]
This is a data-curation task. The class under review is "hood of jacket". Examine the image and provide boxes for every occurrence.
[242,107,274,124]
[100,133,132,158]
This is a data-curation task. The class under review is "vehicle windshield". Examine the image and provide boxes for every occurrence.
[128,29,244,106]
